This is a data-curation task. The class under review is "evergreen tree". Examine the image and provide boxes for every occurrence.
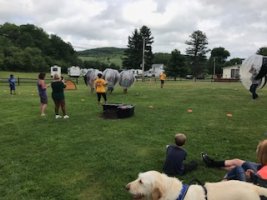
[140,25,154,71]
[123,25,154,71]
[185,30,209,77]
[165,49,186,80]
[208,47,230,74]
[123,29,142,69]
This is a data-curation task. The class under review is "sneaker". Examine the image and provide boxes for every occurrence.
[201,152,214,167]
[41,113,46,117]
[55,115,62,119]
[63,115,69,119]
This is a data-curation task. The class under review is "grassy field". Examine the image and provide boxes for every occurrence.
[1,78,267,200]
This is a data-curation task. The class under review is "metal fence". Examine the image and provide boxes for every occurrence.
[0,77,82,86]
[0,76,233,86]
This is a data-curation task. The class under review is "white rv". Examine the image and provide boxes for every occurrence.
[50,65,61,78]
[68,66,81,77]
[130,69,143,78]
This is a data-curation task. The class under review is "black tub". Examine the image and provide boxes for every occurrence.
[102,103,135,119]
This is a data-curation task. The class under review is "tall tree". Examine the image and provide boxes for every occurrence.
[209,47,230,74]
[122,29,141,69]
[123,25,154,71]
[165,49,186,80]
[185,30,209,76]
[256,47,267,56]
[140,25,154,70]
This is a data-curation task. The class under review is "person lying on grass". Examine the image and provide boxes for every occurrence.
[202,139,267,184]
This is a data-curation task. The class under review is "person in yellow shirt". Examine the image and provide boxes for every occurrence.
[94,73,107,104]
[159,71,167,88]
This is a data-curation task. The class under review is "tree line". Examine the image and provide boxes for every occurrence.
[1,22,266,78]
[0,23,81,73]
[123,26,267,79]
[0,23,121,73]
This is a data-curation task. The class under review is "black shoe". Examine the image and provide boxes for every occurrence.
[201,152,214,167]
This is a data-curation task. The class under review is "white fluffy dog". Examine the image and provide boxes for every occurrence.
[126,170,267,200]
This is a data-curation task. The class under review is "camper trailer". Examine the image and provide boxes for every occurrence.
[68,66,81,77]
[50,65,61,78]
[130,69,143,78]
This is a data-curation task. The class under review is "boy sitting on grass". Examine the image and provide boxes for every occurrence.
[163,133,197,176]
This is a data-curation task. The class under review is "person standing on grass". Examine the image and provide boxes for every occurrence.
[159,71,166,88]
[37,72,49,116]
[8,74,16,94]
[249,66,261,100]
[51,74,69,119]
[163,133,198,176]
[94,73,107,105]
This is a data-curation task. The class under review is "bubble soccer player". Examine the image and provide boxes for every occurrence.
[240,54,267,99]
[102,68,120,94]
[119,70,135,93]
[84,69,102,93]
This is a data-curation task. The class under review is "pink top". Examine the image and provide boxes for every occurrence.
[257,165,267,179]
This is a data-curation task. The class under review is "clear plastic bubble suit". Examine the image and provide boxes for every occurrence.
[240,55,267,90]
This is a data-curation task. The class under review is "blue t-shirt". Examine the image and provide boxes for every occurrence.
[163,145,187,176]
[8,77,16,89]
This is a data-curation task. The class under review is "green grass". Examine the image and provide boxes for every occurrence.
[1,79,267,200]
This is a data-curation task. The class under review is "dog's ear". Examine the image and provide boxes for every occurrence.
[151,187,162,200]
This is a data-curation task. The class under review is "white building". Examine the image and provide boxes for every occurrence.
[151,64,165,77]
[68,66,81,77]
[222,65,240,79]
[50,65,61,78]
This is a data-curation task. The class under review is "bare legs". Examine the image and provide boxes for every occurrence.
[40,103,47,116]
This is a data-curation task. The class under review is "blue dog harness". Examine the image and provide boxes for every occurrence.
[176,184,189,200]
[176,182,208,200]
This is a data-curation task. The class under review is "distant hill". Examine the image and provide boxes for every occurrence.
[77,47,126,56]
[77,47,126,67]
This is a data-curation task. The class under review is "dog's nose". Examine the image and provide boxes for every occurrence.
[125,184,130,191]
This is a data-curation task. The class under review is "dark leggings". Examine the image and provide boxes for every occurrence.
[53,99,66,115]
[249,84,259,99]
[97,93,107,102]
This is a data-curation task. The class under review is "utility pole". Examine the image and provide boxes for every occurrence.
[142,37,145,82]
[213,57,216,80]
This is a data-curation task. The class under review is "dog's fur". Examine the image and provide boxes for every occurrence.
[126,170,267,200]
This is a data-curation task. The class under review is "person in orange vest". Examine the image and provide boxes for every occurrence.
[94,73,107,105]
[159,71,167,88]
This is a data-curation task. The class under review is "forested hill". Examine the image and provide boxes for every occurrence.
[0,23,79,72]
[77,47,126,56]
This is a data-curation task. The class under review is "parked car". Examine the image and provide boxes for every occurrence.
[186,75,193,79]
[196,74,205,79]
[144,70,154,77]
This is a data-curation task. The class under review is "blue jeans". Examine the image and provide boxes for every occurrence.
[224,161,261,181]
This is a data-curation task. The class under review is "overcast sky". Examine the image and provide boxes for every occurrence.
[0,0,266,59]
